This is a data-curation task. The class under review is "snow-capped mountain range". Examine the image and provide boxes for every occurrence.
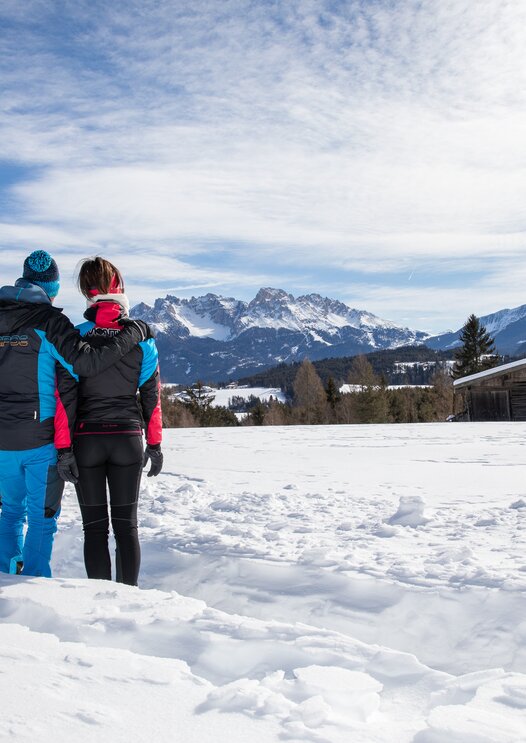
[131,288,526,383]
[131,288,428,383]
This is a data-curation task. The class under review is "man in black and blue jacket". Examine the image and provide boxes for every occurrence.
[0,250,150,577]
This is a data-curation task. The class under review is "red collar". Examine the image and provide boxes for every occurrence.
[85,301,124,329]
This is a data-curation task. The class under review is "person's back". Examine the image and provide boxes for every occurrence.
[72,258,162,586]
[0,280,76,450]
[76,299,160,438]
[0,274,75,576]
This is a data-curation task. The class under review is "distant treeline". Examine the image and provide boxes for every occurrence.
[160,356,459,428]
[234,345,456,396]
[159,320,524,428]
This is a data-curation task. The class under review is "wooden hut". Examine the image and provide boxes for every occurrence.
[453,359,526,421]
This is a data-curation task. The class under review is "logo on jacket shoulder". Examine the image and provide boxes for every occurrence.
[86,327,120,337]
[0,335,29,348]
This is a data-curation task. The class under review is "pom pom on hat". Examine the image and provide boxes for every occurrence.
[27,250,53,272]
[23,250,60,299]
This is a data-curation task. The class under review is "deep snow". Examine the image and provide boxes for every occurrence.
[1,423,526,742]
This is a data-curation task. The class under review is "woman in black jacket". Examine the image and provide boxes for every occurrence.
[73,257,163,586]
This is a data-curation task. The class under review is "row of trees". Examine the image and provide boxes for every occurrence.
[159,314,499,427]
[242,357,455,426]
[237,346,454,392]
[161,383,238,428]
[160,357,455,427]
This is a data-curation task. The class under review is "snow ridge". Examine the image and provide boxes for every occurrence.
[134,287,414,341]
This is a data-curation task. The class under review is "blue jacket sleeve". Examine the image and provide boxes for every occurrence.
[138,339,163,446]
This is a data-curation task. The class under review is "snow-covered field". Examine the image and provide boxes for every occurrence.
[210,387,286,408]
[2,423,526,742]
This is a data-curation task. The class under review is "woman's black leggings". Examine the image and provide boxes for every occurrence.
[74,434,143,586]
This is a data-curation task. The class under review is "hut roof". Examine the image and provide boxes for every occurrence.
[453,358,526,389]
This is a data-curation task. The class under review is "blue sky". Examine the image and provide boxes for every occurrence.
[1,0,525,331]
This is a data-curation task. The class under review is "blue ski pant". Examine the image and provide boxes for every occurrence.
[0,444,63,577]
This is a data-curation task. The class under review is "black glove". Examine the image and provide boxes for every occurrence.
[57,449,79,484]
[143,444,163,477]
[120,318,153,341]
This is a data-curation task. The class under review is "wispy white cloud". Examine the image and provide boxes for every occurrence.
[1,0,526,331]
[339,253,526,332]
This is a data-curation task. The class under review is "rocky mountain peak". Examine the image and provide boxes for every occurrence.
[249,287,293,308]
[130,288,431,382]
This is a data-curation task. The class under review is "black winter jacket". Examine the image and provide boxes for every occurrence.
[0,280,146,451]
[74,300,162,446]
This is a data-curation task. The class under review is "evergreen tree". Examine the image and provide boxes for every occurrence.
[417,388,437,422]
[184,381,216,409]
[346,355,389,423]
[203,406,239,426]
[325,376,340,410]
[387,388,406,423]
[249,400,266,425]
[178,381,238,426]
[453,315,497,379]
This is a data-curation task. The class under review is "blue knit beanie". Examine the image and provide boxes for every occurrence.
[23,250,60,299]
